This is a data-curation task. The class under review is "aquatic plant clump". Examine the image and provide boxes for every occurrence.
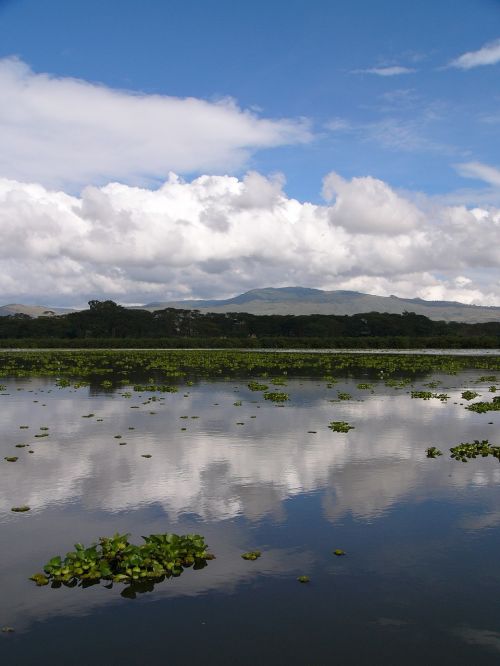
[133,385,178,393]
[263,392,289,402]
[247,382,269,391]
[450,440,500,462]
[30,532,214,588]
[461,391,480,401]
[426,447,443,458]
[241,551,261,561]
[411,391,449,402]
[328,421,354,433]
[466,396,500,413]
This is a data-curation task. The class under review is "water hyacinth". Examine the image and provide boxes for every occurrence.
[328,421,354,433]
[30,532,215,588]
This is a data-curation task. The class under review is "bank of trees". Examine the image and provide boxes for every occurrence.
[0,300,498,347]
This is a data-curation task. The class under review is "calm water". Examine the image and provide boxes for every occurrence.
[1,370,500,665]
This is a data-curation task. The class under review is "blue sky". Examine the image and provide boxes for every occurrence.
[0,0,499,305]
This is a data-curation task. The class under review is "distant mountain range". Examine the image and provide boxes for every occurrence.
[0,304,74,318]
[140,287,500,323]
[2,287,500,323]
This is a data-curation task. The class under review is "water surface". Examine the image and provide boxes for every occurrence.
[1,369,500,664]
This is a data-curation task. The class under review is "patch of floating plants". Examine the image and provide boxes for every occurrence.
[133,384,178,393]
[333,549,346,556]
[328,421,354,433]
[450,440,500,462]
[11,505,30,512]
[297,575,310,583]
[461,391,480,401]
[411,391,449,402]
[466,396,500,413]
[4,456,18,462]
[247,382,269,391]
[241,551,261,561]
[263,392,289,402]
[426,440,500,462]
[30,533,215,590]
[337,392,352,401]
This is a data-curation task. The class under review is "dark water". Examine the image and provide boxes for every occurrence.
[1,371,500,665]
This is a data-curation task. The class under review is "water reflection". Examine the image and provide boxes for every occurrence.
[0,372,499,638]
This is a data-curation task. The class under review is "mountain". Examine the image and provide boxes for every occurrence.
[0,304,74,318]
[140,287,500,323]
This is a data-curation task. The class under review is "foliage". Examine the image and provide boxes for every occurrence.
[30,532,214,589]
[426,447,443,458]
[247,381,269,391]
[241,551,261,560]
[0,300,498,348]
[466,396,500,413]
[461,390,479,401]
[328,421,354,433]
[411,391,449,402]
[263,391,289,402]
[450,440,500,462]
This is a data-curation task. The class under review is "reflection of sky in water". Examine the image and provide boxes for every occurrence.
[1,372,500,663]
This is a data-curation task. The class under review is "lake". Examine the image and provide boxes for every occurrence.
[1,351,500,665]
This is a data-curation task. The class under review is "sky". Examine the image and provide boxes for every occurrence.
[0,0,499,307]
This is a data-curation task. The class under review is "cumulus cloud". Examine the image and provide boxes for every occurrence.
[449,38,500,69]
[0,57,311,188]
[0,171,500,306]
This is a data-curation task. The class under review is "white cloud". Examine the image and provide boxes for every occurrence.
[456,161,500,187]
[0,57,311,188]
[357,66,416,76]
[449,38,500,69]
[0,171,500,306]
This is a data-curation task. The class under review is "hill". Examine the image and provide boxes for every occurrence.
[140,287,500,323]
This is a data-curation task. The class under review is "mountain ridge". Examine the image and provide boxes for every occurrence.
[1,287,500,323]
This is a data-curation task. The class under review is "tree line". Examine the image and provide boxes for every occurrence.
[0,300,498,347]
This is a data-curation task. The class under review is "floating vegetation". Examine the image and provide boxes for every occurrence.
[133,385,178,393]
[478,375,497,383]
[34,433,49,438]
[489,386,497,392]
[450,440,500,462]
[19,425,29,429]
[328,421,354,433]
[101,380,113,388]
[337,392,352,400]
[426,447,443,458]
[141,454,152,458]
[411,391,449,402]
[385,378,412,388]
[461,391,479,401]
[271,377,287,386]
[233,401,242,407]
[263,392,289,402]
[297,575,310,583]
[4,456,18,462]
[82,414,94,418]
[423,381,441,388]
[30,532,214,588]
[241,551,261,561]
[466,397,500,413]
[247,382,269,391]
[11,505,30,512]
[1,626,15,632]
[356,383,373,390]
[333,549,346,556]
